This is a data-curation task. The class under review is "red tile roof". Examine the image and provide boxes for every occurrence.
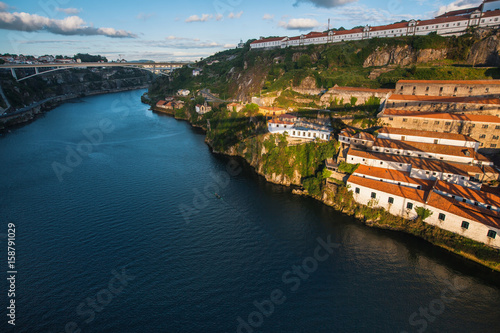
[378,127,477,142]
[347,148,497,177]
[426,191,500,229]
[388,94,500,105]
[382,110,500,123]
[397,79,500,85]
[348,175,427,203]
[251,37,285,44]
[268,119,294,125]
[348,175,500,229]
[373,138,477,159]
[434,180,500,208]
[436,8,478,18]
[354,165,435,190]
[416,15,471,27]
[370,22,409,32]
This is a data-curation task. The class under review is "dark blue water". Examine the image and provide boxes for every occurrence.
[0,89,499,333]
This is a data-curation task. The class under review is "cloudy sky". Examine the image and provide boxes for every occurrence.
[0,0,482,61]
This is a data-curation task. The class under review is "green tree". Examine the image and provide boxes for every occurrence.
[297,54,312,69]
[415,206,433,221]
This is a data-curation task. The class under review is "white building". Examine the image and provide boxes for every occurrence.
[250,2,500,50]
[347,175,500,248]
[267,119,331,141]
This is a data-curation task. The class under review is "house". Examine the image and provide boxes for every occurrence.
[227,103,244,112]
[395,79,500,97]
[379,110,500,153]
[192,69,202,76]
[177,89,190,97]
[195,102,212,114]
[376,127,479,150]
[386,94,500,115]
[259,106,287,116]
[347,175,500,248]
[267,119,331,141]
[156,100,168,108]
[279,114,298,123]
[250,3,500,51]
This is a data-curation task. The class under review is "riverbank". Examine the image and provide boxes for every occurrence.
[158,105,500,272]
[0,85,149,134]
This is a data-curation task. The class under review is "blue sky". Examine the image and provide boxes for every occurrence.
[0,0,481,61]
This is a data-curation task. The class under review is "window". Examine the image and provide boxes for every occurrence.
[482,124,489,129]
[371,192,376,199]
[461,221,469,229]
[355,187,360,194]
[406,202,413,209]
[491,144,497,148]
[480,134,486,139]
[380,161,383,165]
[438,213,446,221]
[445,122,451,126]
[434,121,440,125]
[487,230,497,239]
[388,197,394,204]
[403,118,408,122]
[496,125,500,129]
[434,139,438,144]
[493,135,499,140]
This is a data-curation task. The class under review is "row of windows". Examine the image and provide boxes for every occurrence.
[354,187,498,239]
[388,118,500,131]
[403,86,491,93]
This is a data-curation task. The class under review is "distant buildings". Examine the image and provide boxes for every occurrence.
[195,102,212,114]
[251,1,500,50]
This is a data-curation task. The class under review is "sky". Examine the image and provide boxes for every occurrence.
[0,0,483,61]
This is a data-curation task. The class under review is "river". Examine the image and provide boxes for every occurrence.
[0,89,499,333]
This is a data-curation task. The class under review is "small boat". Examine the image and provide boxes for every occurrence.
[214,193,222,199]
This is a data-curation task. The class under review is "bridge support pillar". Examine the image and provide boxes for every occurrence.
[11,68,17,80]
[35,67,39,74]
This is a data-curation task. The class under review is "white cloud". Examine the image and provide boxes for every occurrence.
[279,18,320,30]
[166,36,200,41]
[137,12,155,21]
[224,43,237,48]
[0,11,137,38]
[330,4,415,26]
[435,0,481,16]
[56,8,82,15]
[294,0,358,8]
[228,11,243,19]
[262,14,274,20]
[185,14,212,23]
[216,14,224,21]
[0,2,11,12]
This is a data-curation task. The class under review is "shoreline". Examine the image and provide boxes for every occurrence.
[160,106,500,273]
[0,85,149,134]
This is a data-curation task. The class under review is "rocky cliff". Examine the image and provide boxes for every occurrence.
[363,45,448,67]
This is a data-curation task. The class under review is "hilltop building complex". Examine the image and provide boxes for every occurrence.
[251,0,500,50]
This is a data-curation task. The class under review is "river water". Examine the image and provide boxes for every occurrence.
[0,89,499,333]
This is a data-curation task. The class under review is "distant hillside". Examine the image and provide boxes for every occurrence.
[149,29,500,104]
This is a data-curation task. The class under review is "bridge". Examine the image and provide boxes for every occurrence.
[0,62,192,81]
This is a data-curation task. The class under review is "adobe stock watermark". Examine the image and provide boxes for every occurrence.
[49,266,135,333]
[51,91,138,182]
[178,158,242,224]
[400,277,470,333]
[236,235,341,333]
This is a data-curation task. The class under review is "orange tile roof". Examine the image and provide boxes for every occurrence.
[388,94,500,105]
[426,191,500,229]
[330,86,394,94]
[354,165,435,190]
[397,79,500,85]
[251,37,286,44]
[331,28,364,36]
[268,119,294,125]
[347,148,496,177]
[416,15,470,27]
[434,180,500,208]
[370,22,410,31]
[378,127,477,142]
[349,175,500,229]
[435,8,478,18]
[481,9,500,18]
[382,109,500,123]
[348,175,427,203]
[373,138,476,159]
